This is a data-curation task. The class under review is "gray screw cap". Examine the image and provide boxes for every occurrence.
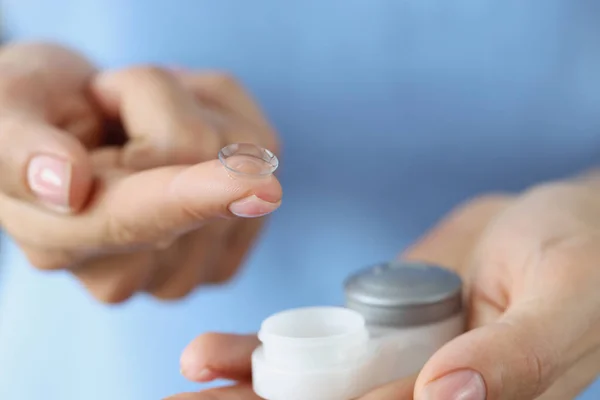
[344,261,463,327]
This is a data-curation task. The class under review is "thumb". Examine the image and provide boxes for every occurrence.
[0,116,93,213]
[414,300,587,400]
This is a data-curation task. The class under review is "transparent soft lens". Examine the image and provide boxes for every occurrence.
[218,143,279,177]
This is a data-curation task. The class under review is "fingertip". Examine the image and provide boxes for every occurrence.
[415,328,485,382]
[180,366,220,383]
[170,159,282,217]
[179,333,221,381]
[179,333,259,382]
[414,317,553,400]
[25,137,94,214]
[418,369,486,400]
[3,119,96,214]
[179,356,206,382]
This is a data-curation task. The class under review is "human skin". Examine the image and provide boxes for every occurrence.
[171,179,600,399]
[0,42,282,302]
[2,42,598,400]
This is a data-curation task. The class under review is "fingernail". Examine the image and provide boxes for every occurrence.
[421,370,486,400]
[228,195,280,218]
[27,155,72,212]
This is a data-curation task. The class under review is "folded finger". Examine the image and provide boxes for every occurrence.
[144,228,220,300]
[72,250,154,303]
[91,66,222,169]
[175,72,267,128]
[175,71,278,150]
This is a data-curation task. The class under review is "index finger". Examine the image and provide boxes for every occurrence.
[90,66,223,169]
[0,157,282,256]
[180,333,260,383]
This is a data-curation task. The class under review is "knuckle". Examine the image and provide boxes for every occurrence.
[195,145,219,163]
[177,114,210,133]
[207,72,240,92]
[147,255,198,301]
[27,257,66,271]
[438,193,514,238]
[177,118,222,151]
[199,72,244,100]
[178,200,212,224]
[194,146,223,164]
[500,320,559,397]
[210,263,240,284]
[112,65,175,92]
[450,193,514,221]
[522,181,573,199]
[536,232,600,289]
[76,254,151,305]
[520,181,592,212]
[25,249,74,271]
[82,272,139,305]
[170,136,221,165]
[518,340,556,396]
[151,285,194,301]
[103,212,143,247]
[93,286,135,304]
[124,65,172,83]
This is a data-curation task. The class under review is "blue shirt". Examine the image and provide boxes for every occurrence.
[1,1,599,399]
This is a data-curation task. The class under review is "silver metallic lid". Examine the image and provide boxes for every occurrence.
[344,261,463,327]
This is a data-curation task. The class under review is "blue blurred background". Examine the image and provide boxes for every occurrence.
[0,0,599,399]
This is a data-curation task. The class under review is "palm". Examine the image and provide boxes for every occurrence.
[171,189,600,399]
